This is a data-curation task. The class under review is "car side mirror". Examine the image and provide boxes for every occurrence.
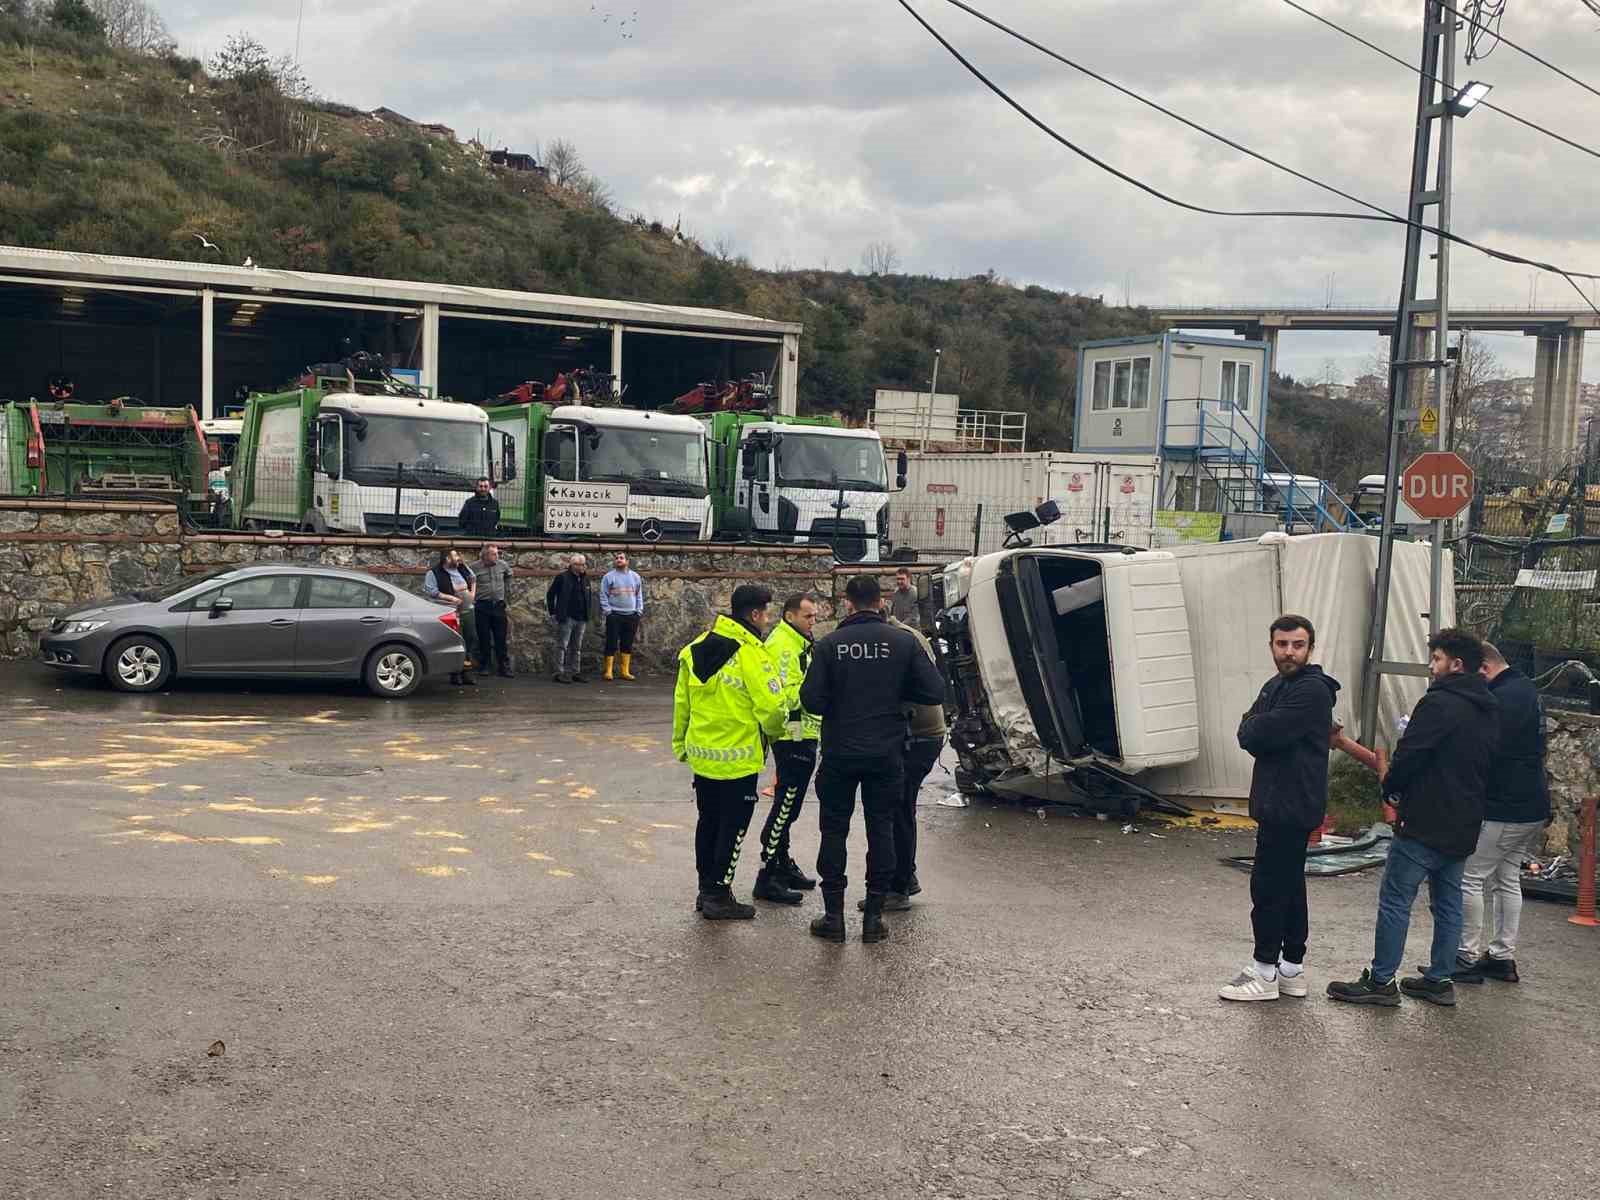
[209,596,234,617]
[896,450,908,491]
[740,444,760,481]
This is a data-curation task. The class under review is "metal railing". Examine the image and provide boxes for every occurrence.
[867,407,1029,452]
[1161,404,1367,533]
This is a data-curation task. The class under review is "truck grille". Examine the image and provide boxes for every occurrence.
[626,518,701,542]
[362,513,466,537]
[808,518,867,562]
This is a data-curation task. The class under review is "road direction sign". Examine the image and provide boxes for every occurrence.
[1400,451,1474,521]
[543,480,629,536]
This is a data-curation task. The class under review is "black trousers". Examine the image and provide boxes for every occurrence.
[604,612,640,654]
[1251,821,1311,965]
[892,735,944,892]
[759,740,817,864]
[815,752,903,896]
[693,774,759,893]
[475,600,510,671]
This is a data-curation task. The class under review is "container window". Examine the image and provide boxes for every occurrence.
[1092,361,1111,411]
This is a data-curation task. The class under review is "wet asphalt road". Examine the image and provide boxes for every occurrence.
[1,661,1597,1200]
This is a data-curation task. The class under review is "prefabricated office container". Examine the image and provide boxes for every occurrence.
[898,451,1158,559]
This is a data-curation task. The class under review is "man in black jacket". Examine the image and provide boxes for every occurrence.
[1220,615,1340,1003]
[1329,628,1499,1008]
[459,477,500,538]
[1454,641,1550,983]
[798,574,945,945]
[545,554,592,683]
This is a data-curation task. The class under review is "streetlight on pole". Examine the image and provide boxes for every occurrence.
[920,347,942,453]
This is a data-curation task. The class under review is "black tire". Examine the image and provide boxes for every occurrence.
[364,642,423,699]
[104,634,174,693]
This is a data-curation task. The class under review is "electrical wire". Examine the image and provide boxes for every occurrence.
[899,0,1600,318]
[1463,0,1506,65]
[1439,0,1600,101]
[1278,0,1600,165]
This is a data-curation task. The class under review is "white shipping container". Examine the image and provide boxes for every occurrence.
[896,451,1159,558]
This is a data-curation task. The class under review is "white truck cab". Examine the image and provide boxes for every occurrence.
[309,393,496,536]
[734,421,903,563]
[542,405,712,541]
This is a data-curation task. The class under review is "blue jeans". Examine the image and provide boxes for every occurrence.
[1371,835,1467,984]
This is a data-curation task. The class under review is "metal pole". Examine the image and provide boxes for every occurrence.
[973,502,983,557]
[1360,0,1446,744]
[1429,11,1456,636]
[921,349,941,453]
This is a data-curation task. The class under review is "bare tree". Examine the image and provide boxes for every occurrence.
[543,139,586,188]
[89,0,172,51]
[1446,332,1506,465]
[860,241,900,276]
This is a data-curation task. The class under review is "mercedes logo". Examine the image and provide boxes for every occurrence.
[640,517,663,544]
[411,513,437,537]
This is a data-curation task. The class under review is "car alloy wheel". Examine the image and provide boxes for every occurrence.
[374,650,417,693]
[116,643,165,688]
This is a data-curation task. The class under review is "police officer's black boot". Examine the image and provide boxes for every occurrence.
[776,854,817,891]
[699,887,755,921]
[860,892,891,944]
[809,890,846,943]
[753,863,803,905]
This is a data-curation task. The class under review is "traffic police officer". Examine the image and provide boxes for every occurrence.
[753,593,822,905]
[673,584,790,920]
[799,574,945,943]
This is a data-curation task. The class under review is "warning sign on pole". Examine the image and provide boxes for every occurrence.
[1418,405,1439,437]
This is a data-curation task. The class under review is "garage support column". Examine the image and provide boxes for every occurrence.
[779,332,799,416]
[200,287,214,420]
[610,322,623,395]
[420,302,441,394]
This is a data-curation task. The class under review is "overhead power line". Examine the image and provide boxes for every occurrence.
[1438,0,1600,101]
[1279,0,1600,164]
[894,0,1600,317]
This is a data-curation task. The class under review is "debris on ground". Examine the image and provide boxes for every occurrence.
[207,1040,225,1057]
[937,792,968,808]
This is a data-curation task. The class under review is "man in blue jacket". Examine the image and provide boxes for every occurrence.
[1453,641,1550,983]
[1328,628,1499,1008]
[1220,615,1340,1003]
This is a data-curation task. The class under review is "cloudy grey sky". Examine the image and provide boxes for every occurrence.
[157,0,1599,384]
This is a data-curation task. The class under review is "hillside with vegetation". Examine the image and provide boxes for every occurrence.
[0,3,1385,479]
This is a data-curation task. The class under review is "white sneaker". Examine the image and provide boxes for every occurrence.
[1219,965,1279,1002]
[1276,969,1309,998]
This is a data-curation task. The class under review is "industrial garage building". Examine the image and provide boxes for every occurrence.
[0,244,802,418]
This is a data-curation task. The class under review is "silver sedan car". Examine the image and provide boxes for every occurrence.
[39,565,467,698]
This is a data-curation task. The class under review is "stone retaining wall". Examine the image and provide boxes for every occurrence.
[1545,710,1600,858]
[0,499,945,676]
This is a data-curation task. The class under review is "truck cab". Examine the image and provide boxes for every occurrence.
[706,412,906,563]
[540,405,711,540]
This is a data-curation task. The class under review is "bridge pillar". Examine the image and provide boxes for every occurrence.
[1528,331,1583,471]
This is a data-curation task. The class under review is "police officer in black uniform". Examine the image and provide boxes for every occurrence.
[799,574,945,944]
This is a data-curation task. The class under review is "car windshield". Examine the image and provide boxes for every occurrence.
[140,568,238,602]
[581,427,707,497]
[776,432,886,491]
[347,415,485,489]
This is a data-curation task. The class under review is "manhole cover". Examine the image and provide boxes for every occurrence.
[289,762,383,777]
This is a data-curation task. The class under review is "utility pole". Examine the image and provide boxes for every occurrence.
[920,347,942,453]
[1359,1,1458,744]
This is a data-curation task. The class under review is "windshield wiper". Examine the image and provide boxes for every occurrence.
[776,477,835,489]
[832,477,886,491]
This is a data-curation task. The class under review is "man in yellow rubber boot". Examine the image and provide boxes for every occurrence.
[673,585,789,920]
[600,551,643,682]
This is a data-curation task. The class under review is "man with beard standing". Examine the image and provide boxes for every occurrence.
[1328,628,1499,1008]
[1219,615,1340,1002]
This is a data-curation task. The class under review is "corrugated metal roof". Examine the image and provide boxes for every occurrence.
[0,244,802,338]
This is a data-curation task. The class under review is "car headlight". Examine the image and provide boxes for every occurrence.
[60,620,108,635]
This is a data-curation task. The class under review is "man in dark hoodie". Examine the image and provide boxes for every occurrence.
[799,574,945,945]
[1454,640,1550,983]
[1220,615,1340,1003]
[1329,627,1499,1008]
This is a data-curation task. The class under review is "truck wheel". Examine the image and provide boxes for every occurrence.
[364,643,423,698]
[105,635,174,693]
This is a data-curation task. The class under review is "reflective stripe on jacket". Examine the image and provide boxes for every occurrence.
[672,614,788,780]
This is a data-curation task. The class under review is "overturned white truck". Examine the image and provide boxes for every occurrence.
[934,533,1448,815]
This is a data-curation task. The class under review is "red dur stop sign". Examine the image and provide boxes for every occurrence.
[1400,451,1474,521]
